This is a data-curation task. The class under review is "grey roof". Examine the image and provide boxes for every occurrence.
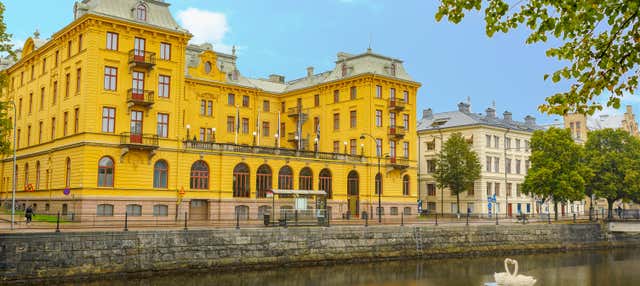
[417,103,543,133]
[587,114,624,130]
[75,0,187,33]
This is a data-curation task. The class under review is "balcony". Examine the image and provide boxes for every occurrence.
[120,132,159,150]
[387,156,410,170]
[127,89,154,107]
[389,99,406,111]
[128,49,156,70]
[388,126,407,139]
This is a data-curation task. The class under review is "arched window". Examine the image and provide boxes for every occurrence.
[375,173,382,195]
[153,160,168,188]
[319,169,332,199]
[65,158,71,187]
[190,160,209,189]
[233,163,250,197]
[126,204,142,216]
[136,4,147,21]
[35,161,40,190]
[97,156,114,187]
[235,205,249,220]
[402,175,410,196]
[24,163,29,187]
[299,167,313,190]
[153,204,168,216]
[278,166,293,189]
[97,204,114,216]
[347,171,359,196]
[256,164,272,198]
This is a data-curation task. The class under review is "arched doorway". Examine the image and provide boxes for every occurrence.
[278,166,293,189]
[299,167,313,190]
[233,163,250,197]
[347,170,359,217]
[256,164,272,198]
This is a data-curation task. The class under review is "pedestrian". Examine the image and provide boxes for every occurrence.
[617,206,623,219]
[25,205,34,224]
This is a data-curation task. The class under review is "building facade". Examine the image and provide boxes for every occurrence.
[417,103,584,216]
[0,0,420,220]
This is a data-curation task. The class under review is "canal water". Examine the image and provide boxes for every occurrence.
[54,248,640,286]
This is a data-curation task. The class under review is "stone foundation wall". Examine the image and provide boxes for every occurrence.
[0,223,637,282]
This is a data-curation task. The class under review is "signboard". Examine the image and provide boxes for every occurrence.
[63,187,70,196]
[488,203,492,217]
[417,199,423,213]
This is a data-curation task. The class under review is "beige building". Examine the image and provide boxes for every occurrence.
[417,102,585,217]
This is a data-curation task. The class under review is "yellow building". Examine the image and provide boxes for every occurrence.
[0,0,420,221]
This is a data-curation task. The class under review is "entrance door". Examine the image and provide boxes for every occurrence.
[132,71,145,100]
[347,171,359,217]
[189,200,208,221]
[561,204,566,216]
[134,37,146,62]
[130,111,143,143]
[507,203,513,217]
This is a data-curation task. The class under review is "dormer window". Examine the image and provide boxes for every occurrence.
[136,4,147,21]
[341,63,347,77]
[390,63,396,76]
[204,61,212,74]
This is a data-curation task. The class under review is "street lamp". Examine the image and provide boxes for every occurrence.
[211,127,216,143]
[360,133,382,223]
[343,141,348,154]
[314,137,319,153]
[252,131,257,146]
[274,133,279,148]
[2,101,17,230]
[186,124,191,140]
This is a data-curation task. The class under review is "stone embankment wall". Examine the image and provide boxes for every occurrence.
[0,223,637,282]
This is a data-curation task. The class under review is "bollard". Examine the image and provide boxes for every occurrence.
[435,212,438,226]
[401,213,404,226]
[184,212,188,231]
[124,212,129,231]
[295,210,298,226]
[365,213,368,227]
[466,212,469,226]
[55,211,60,233]
[236,212,240,230]
[573,213,576,223]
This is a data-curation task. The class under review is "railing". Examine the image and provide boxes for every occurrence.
[128,49,156,67]
[183,140,362,161]
[127,89,154,106]
[389,99,406,110]
[120,132,159,148]
[388,126,407,137]
[287,106,303,116]
[387,156,410,169]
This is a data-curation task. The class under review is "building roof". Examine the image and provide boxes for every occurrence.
[75,0,188,33]
[417,102,543,133]
[587,114,625,130]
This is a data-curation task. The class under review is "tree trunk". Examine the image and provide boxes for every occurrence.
[554,202,558,221]
[607,199,614,220]
[456,192,460,216]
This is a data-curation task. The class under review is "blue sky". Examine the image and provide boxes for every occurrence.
[4,0,639,124]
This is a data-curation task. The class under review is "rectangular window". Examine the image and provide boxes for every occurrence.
[27,126,31,146]
[51,117,56,140]
[350,86,357,99]
[505,137,511,149]
[314,94,320,106]
[18,98,22,118]
[525,140,530,152]
[28,93,33,113]
[242,95,249,107]
[78,34,83,52]
[390,112,396,127]
[200,100,206,115]
[333,113,339,130]
[104,66,117,91]
[74,108,79,133]
[160,42,171,60]
[228,93,235,105]
[31,64,34,80]
[376,138,382,157]
[493,135,499,149]
[227,116,235,132]
[350,110,357,128]
[516,159,521,174]
[76,68,81,94]
[242,118,249,134]
[106,32,118,50]
[67,40,72,58]
[576,122,582,139]
[486,156,492,172]
[263,100,270,112]
[350,139,357,155]
[262,121,270,137]
[333,141,340,153]
[101,107,115,133]
[63,112,69,136]
[157,113,169,138]
[494,157,499,173]
[375,110,382,127]
[428,184,436,196]
[506,158,511,174]
[207,101,213,116]
[506,183,512,197]
[17,129,20,148]
[390,88,396,100]
[376,85,382,98]
[42,58,46,74]
[486,135,492,147]
[486,182,492,196]
[280,123,285,137]
[495,183,500,197]
[199,128,206,141]
[281,102,285,112]
[20,71,23,86]
[206,128,213,141]
[515,139,521,151]
[403,142,409,158]
[403,90,409,102]
[314,117,319,133]
[158,75,170,98]
[403,114,409,129]
[52,81,58,104]
[333,90,339,103]
[65,73,70,98]
[38,121,43,144]
[427,160,436,173]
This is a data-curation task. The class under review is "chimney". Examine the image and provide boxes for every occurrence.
[422,108,433,120]
[627,105,633,114]
[268,74,285,83]
[307,66,314,77]
[503,111,513,122]
[457,102,470,113]
[485,107,496,119]
[524,115,536,127]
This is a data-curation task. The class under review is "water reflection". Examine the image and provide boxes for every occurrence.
[50,248,640,286]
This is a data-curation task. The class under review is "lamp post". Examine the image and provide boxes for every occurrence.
[252,131,257,146]
[2,101,17,230]
[274,133,279,148]
[314,137,319,153]
[211,127,216,143]
[343,141,348,154]
[186,124,191,140]
[360,133,382,223]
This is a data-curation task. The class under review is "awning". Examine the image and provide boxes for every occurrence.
[268,189,327,196]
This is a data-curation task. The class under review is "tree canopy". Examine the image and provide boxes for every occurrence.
[522,127,586,220]
[434,133,481,215]
[584,128,640,218]
[436,0,640,115]
[0,1,15,155]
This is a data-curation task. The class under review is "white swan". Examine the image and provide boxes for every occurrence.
[493,258,537,286]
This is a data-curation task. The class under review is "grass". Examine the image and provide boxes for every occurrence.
[1,208,65,223]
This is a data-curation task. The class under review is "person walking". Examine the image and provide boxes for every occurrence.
[25,205,34,224]
[617,206,623,219]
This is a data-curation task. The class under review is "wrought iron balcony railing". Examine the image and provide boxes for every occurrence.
[120,132,159,150]
[127,89,154,107]
[128,49,156,69]
[389,99,406,110]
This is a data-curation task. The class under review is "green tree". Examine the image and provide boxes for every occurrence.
[0,1,16,155]
[434,133,481,215]
[435,1,640,115]
[584,129,640,219]
[522,128,586,220]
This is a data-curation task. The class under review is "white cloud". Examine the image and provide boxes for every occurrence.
[176,8,234,53]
